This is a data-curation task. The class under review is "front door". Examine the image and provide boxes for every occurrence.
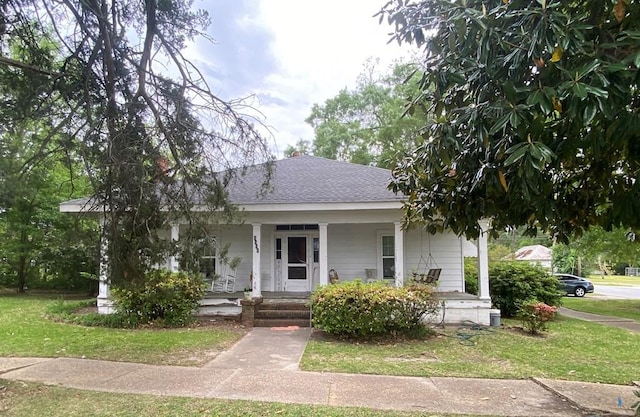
[285,236,310,292]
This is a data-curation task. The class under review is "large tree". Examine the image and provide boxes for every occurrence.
[379,0,640,241]
[0,130,98,292]
[0,1,273,285]
[306,59,427,168]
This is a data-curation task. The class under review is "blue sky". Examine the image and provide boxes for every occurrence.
[186,0,413,156]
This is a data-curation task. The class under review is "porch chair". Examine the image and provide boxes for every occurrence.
[209,262,228,292]
[210,273,226,292]
[224,265,237,293]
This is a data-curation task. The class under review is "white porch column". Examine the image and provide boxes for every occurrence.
[394,221,404,287]
[97,217,111,314]
[252,223,262,297]
[319,223,328,286]
[168,223,180,272]
[477,218,491,300]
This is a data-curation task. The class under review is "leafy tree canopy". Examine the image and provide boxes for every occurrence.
[306,58,428,168]
[379,0,640,241]
[0,1,273,285]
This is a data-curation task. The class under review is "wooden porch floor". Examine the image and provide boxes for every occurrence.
[203,290,475,300]
[204,291,311,300]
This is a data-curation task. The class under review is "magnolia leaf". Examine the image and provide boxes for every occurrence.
[489,113,511,135]
[498,171,508,192]
[504,143,528,166]
[551,46,563,63]
[613,0,626,22]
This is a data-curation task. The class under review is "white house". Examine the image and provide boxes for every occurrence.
[514,244,553,269]
[60,155,493,324]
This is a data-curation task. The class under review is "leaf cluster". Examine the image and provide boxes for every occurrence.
[379,0,640,242]
[306,59,428,168]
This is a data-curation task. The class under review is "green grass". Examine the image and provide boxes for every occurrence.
[562,298,640,321]
[301,318,640,385]
[0,379,485,417]
[0,294,245,366]
[587,274,640,286]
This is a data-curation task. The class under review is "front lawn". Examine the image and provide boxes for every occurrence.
[562,298,640,322]
[0,379,484,417]
[0,293,246,366]
[301,317,640,385]
[588,274,640,286]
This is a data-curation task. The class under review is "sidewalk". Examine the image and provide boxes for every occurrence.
[1,327,638,416]
[558,307,640,333]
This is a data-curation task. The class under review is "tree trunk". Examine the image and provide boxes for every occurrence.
[17,255,27,293]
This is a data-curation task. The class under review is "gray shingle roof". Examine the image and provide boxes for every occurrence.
[226,155,403,205]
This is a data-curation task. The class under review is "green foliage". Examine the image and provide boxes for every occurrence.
[45,299,136,328]
[309,281,440,339]
[489,262,562,317]
[111,270,206,327]
[488,243,513,263]
[0,126,99,293]
[1,1,273,290]
[306,58,427,168]
[380,0,640,242]
[632,390,640,417]
[518,301,558,335]
[463,257,478,295]
[554,227,640,276]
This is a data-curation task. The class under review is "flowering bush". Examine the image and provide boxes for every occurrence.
[518,301,558,334]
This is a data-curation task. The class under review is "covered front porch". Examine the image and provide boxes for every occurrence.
[94,215,493,324]
[198,290,492,327]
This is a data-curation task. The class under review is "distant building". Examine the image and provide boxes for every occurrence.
[514,244,552,269]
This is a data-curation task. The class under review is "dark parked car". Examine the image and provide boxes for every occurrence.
[554,273,595,297]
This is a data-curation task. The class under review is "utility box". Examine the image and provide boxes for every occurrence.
[489,309,501,327]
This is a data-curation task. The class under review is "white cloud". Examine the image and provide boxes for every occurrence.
[192,0,414,157]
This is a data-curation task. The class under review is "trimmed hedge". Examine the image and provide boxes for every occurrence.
[309,281,440,339]
[489,262,562,317]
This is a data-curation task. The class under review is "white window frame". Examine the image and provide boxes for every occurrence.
[376,230,395,280]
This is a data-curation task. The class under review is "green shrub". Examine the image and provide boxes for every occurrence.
[464,257,478,295]
[309,281,440,339]
[111,270,205,327]
[489,262,562,317]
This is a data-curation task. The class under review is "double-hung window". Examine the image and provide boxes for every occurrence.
[381,235,395,279]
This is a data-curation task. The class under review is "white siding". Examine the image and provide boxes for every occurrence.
[217,225,252,291]
[212,223,465,293]
[220,225,276,292]
[326,224,383,281]
[404,229,464,292]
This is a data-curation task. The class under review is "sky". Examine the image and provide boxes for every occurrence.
[188,0,415,157]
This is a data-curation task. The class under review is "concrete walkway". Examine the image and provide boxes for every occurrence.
[559,307,640,333]
[1,326,639,416]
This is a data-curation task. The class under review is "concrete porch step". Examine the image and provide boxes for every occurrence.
[258,302,309,311]
[253,318,311,327]
[252,300,311,327]
[255,309,310,319]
